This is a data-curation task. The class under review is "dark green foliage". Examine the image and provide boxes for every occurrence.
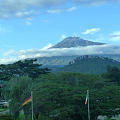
[0,115,13,120]
[103,66,120,84]
[56,56,120,74]
[2,76,40,120]
[0,59,50,101]
[2,72,120,120]
[1,60,120,120]
[2,76,33,119]
[97,85,120,117]
[0,59,50,81]
[38,114,53,120]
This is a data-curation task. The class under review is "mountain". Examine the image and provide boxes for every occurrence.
[51,37,105,48]
[37,54,120,66]
[37,56,77,66]
[55,56,120,74]
[37,55,120,72]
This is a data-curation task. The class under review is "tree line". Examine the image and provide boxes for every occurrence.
[0,59,120,120]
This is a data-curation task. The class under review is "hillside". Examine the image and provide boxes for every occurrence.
[51,37,105,48]
[37,56,77,66]
[55,56,120,74]
[37,54,120,66]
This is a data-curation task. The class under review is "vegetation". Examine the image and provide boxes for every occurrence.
[1,59,120,120]
[0,59,50,99]
[103,65,120,84]
[56,56,120,74]
[0,115,13,120]
[2,73,120,120]
[0,108,7,112]
[37,56,77,66]
[37,55,120,66]
[0,59,50,81]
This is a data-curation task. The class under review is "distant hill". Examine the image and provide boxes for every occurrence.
[37,54,120,66]
[51,37,105,48]
[37,55,120,72]
[37,56,77,66]
[55,56,120,74]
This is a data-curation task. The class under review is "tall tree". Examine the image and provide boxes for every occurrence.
[0,59,50,81]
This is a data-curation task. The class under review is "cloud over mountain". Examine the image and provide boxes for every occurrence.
[1,44,120,64]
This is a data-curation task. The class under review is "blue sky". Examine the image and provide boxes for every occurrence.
[0,0,120,64]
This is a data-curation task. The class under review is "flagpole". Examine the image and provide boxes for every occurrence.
[87,90,90,120]
[31,91,34,120]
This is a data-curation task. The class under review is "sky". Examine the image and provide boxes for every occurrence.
[0,0,120,64]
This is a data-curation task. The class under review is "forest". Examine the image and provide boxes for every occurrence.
[0,59,120,120]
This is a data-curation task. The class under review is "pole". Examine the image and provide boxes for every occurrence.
[31,91,34,120]
[87,90,90,120]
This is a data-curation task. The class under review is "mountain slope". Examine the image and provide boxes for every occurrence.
[51,37,105,48]
[37,55,120,66]
[55,56,120,74]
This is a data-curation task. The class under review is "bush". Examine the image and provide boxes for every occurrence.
[17,114,24,120]
[38,114,52,120]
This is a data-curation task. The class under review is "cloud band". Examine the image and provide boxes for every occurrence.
[1,44,120,64]
[0,0,120,19]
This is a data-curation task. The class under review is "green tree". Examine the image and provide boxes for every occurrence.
[0,59,50,81]
[103,66,120,84]
[31,74,120,120]
[2,76,33,119]
[2,72,120,120]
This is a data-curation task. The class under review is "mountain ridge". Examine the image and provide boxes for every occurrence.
[55,56,120,74]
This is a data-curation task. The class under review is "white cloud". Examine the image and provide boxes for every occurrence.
[67,6,77,12]
[72,33,79,37]
[110,31,120,41]
[0,0,120,19]
[25,17,33,26]
[47,9,64,14]
[1,44,120,64]
[60,34,67,40]
[25,21,32,26]
[0,0,66,18]
[15,10,36,18]
[42,43,53,50]
[82,28,101,35]
[0,58,18,64]
[47,6,77,14]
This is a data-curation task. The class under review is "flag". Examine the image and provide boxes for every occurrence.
[85,90,89,105]
[22,96,32,106]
